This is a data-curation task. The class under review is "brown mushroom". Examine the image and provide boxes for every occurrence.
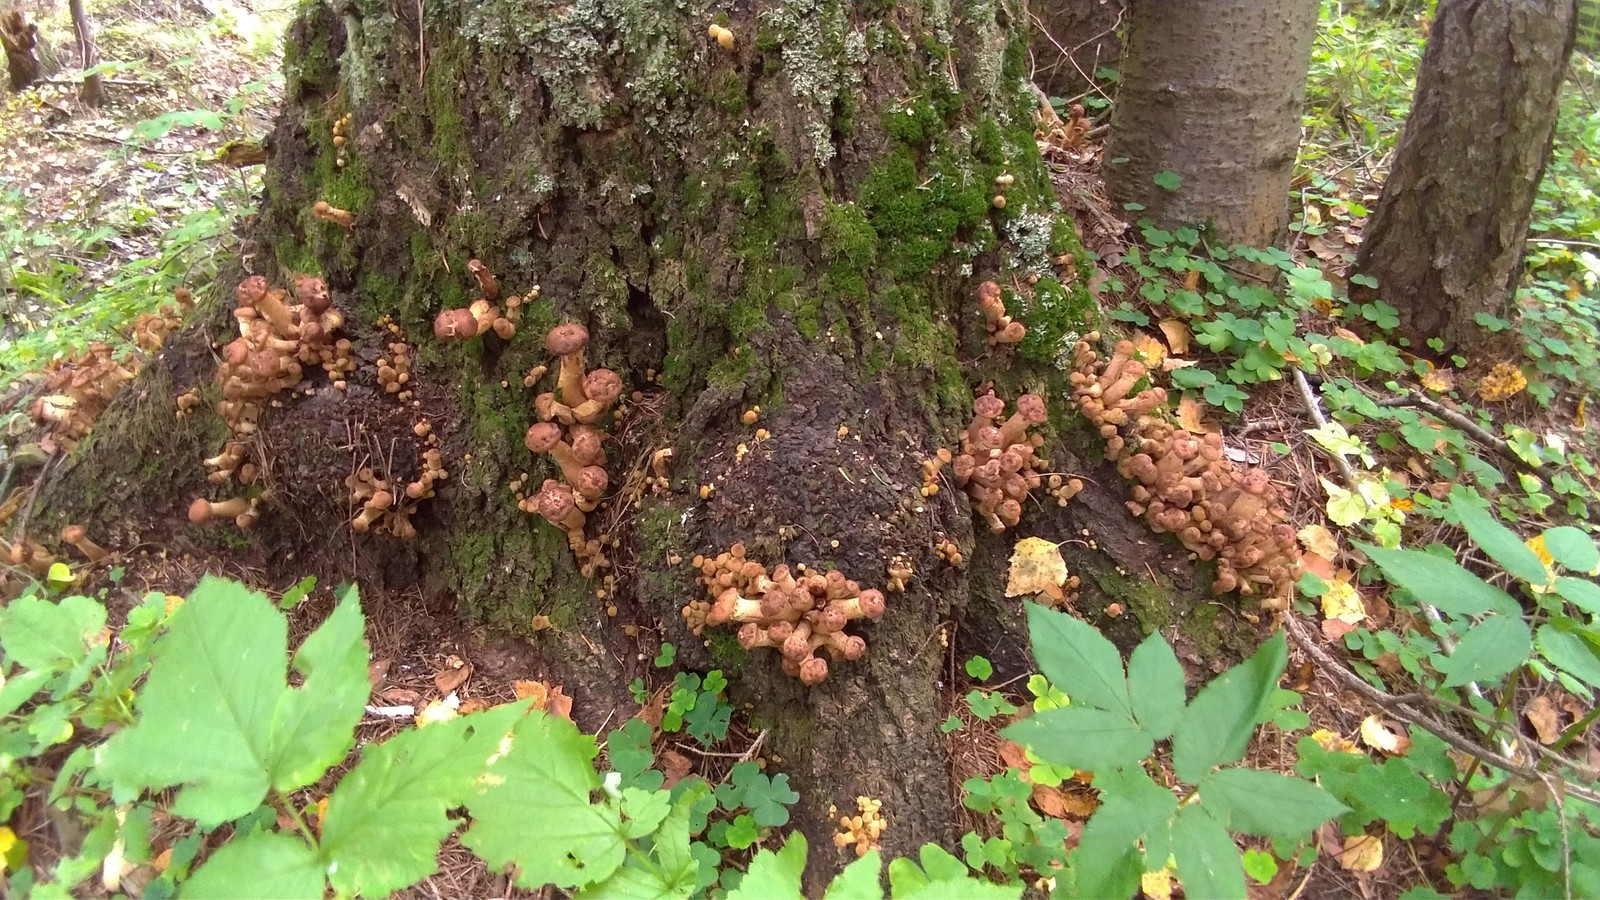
[60,525,107,563]
[189,497,252,524]
[546,324,591,406]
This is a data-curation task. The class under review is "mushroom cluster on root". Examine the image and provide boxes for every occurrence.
[432,259,529,343]
[524,478,612,577]
[192,274,356,526]
[129,286,193,352]
[976,281,1025,347]
[377,341,412,399]
[834,796,886,858]
[934,536,964,567]
[947,390,1052,532]
[1071,333,1302,605]
[681,544,886,686]
[27,343,137,453]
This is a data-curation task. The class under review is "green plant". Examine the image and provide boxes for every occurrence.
[662,670,733,746]
[1002,604,1345,897]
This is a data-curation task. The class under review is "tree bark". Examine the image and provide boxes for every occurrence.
[1353,0,1577,350]
[1103,0,1318,246]
[68,0,103,106]
[1,8,43,91]
[31,0,1237,883]
[1028,0,1124,101]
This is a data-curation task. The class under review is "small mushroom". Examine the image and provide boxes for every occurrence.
[60,524,107,563]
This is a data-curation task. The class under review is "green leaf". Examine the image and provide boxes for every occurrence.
[1172,633,1286,783]
[1355,542,1519,617]
[1153,170,1182,191]
[888,844,1020,899]
[1001,706,1152,772]
[964,656,993,680]
[1199,768,1347,839]
[1242,849,1279,884]
[181,831,322,900]
[1069,769,1174,899]
[1543,526,1600,573]
[0,595,106,674]
[1023,603,1131,715]
[729,832,807,900]
[1536,625,1600,689]
[98,578,367,827]
[724,813,760,849]
[1450,489,1549,584]
[1438,615,1531,688]
[1555,577,1600,615]
[620,787,673,839]
[824,850,884,900]
[1126,632,1186,740]
[1171,805,1245,900]
[462,710,626,890]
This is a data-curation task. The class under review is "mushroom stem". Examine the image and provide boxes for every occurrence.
[60,525,108,563]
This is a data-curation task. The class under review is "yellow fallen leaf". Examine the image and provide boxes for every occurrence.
[1577,395,1587,429]
[0,825,20,874]
[1298,524,1339,560]
[1310,729,1360,753]
[1340,834,1383,872]
[1359,716,1411,756]
[1420,367,1455,394]
[1175,395,1217,434]
[1477,362,1527,402]
[1141,867,1173,900]
[1130,332,1166,366]
[1006,537,1068,602]
[1158,319,1191,354]
[1524,534,1560,590]
[1320,576,1365,625]
[1526,695,1561,745]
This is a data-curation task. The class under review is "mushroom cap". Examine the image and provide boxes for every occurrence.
[367,490,394,511]
[857,589,886,620]
[61,524,87,543]
[534,481,577,522]
[235,276,268,308]
[798,656,829,686]
[524,422,564,453]
[973,393,1005,420]
[582,368,623,403]
[433,308,478,341]
[293,274,331,313]
[546,323,590,356]
[188,498,214,523]
[573,465,609,500]
[569,426,605,465]
[975,280,1001,304]
[737,622,767,650]
[1015,393,1048,424]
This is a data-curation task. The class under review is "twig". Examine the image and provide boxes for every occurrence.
[1376,391,1511,458]
[1283,615,1600,807]
[1292,368,1359,483]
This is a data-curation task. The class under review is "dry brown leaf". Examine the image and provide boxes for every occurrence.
[379,687,422,705]
[1130,332,1166,366]
[1031,784,1067,818]
[1006,537,1068,601]
[661,749,694,788]
[1420,367,1456,394]
[545,686,574,721]
[1405,456,1429,479]
[513,679,573,719]
[998,739,1030,771]
[1561,694,1588,722]
[1057,785,1099,817]
[1176,395,1217,434]
[1301,551,1338,581]
[458,697,492,715]
[1298,524,1340,560]
[1359,716,1412,756]
[368,658,391,690]
[434,661,473,694]
[1526,695,1562,745]
[1158,318,1191,354]
[1321,618,1358,642]
[1339,834,1384,872]
[636,687,667,729]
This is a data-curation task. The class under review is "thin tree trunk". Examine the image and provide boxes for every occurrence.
[68,0,103,106]
[1354,0,1578,350]
[1104,0,1319,246]
[34,0,1236,883]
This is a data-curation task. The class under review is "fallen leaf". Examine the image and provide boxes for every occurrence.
[1140,866,1174,900]
[512,679,573,719]
[1321,618,1357,642]
[636,687,667,729]
[415,698,458,726]
[1176,395,1217,434]
[1359,716,1411,756]
[1006,537,1068,601]
[458,697,491,715]
[1405,456,1429,479]
[434,661,473,694]
[1298,524,1340,560]
[379,687,422,705]
[1526,695,1562,745]
[1158,318,1191,354]
[1477,362,1527,402]
[998,740,1030,771]
[1301,551,1338,581]
[512,679,545,700]
[1420,368,1455,394]
[368,659,391,690]
[1560,694,1587,722]
[660,749,693,788]
[1130,332,1166,366]
[1321,576,1365,625]
[1031,784,1067,818]
[545,686,574,721]
[1339,834,1383,872]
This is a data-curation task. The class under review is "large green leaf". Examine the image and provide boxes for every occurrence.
[1068,769,1175,900]
[1023,603,1131,715]
[1450,489,1549,585]
[180,830,322,900]
[728,832,806,900]
[98,578,368,827]
[887,844,1020,899]
[320,702,530,896]
[1355,542,1519,617]
[1536,625,1600,689]
[1127,632,1187,740]
[1542,526,1600,574]
[461,710,626,890]
[1172,633,1287,784]
[581,782,707,900]
[1002,707,1152,773]
[0,594,106,673]
[1198,768,1347,839]
[1556,577,1600,616]
[824,850,884,900]
[1171,805,1245,900]
[1438,614,1531,688]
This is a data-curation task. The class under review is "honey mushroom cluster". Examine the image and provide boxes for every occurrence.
[5,540,55,577]
[376,340,412,399]
[681,544,886,686]
[192,274,355,527]
[1071,334,1302,605]
[833,796,886,858]
[431,259,528,343]
[129,286,193,352]
[331,112,353,168]
[521,323,624,576]
[27,343,137,453]
[976,280,1025,347]
[343,447,446,540]
[927,390,1051,533]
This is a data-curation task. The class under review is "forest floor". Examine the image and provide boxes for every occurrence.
[2,3,1599,899]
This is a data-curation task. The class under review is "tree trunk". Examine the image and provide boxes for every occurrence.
[68,0,102,106]
[1353,0,1577,350]
[1103,0,1318,246]
[1,8,43,91]
[1029,0,1125,101]
[33,0,1236,883]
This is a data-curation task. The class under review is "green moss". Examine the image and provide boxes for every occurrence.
[701,68,747,116]
[973,120,1005,165]
[1095,569,1177,634]
[1018,276,1095,365]
[705,630,751,671]
[882,99,944,147]
[858,147,988,282]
